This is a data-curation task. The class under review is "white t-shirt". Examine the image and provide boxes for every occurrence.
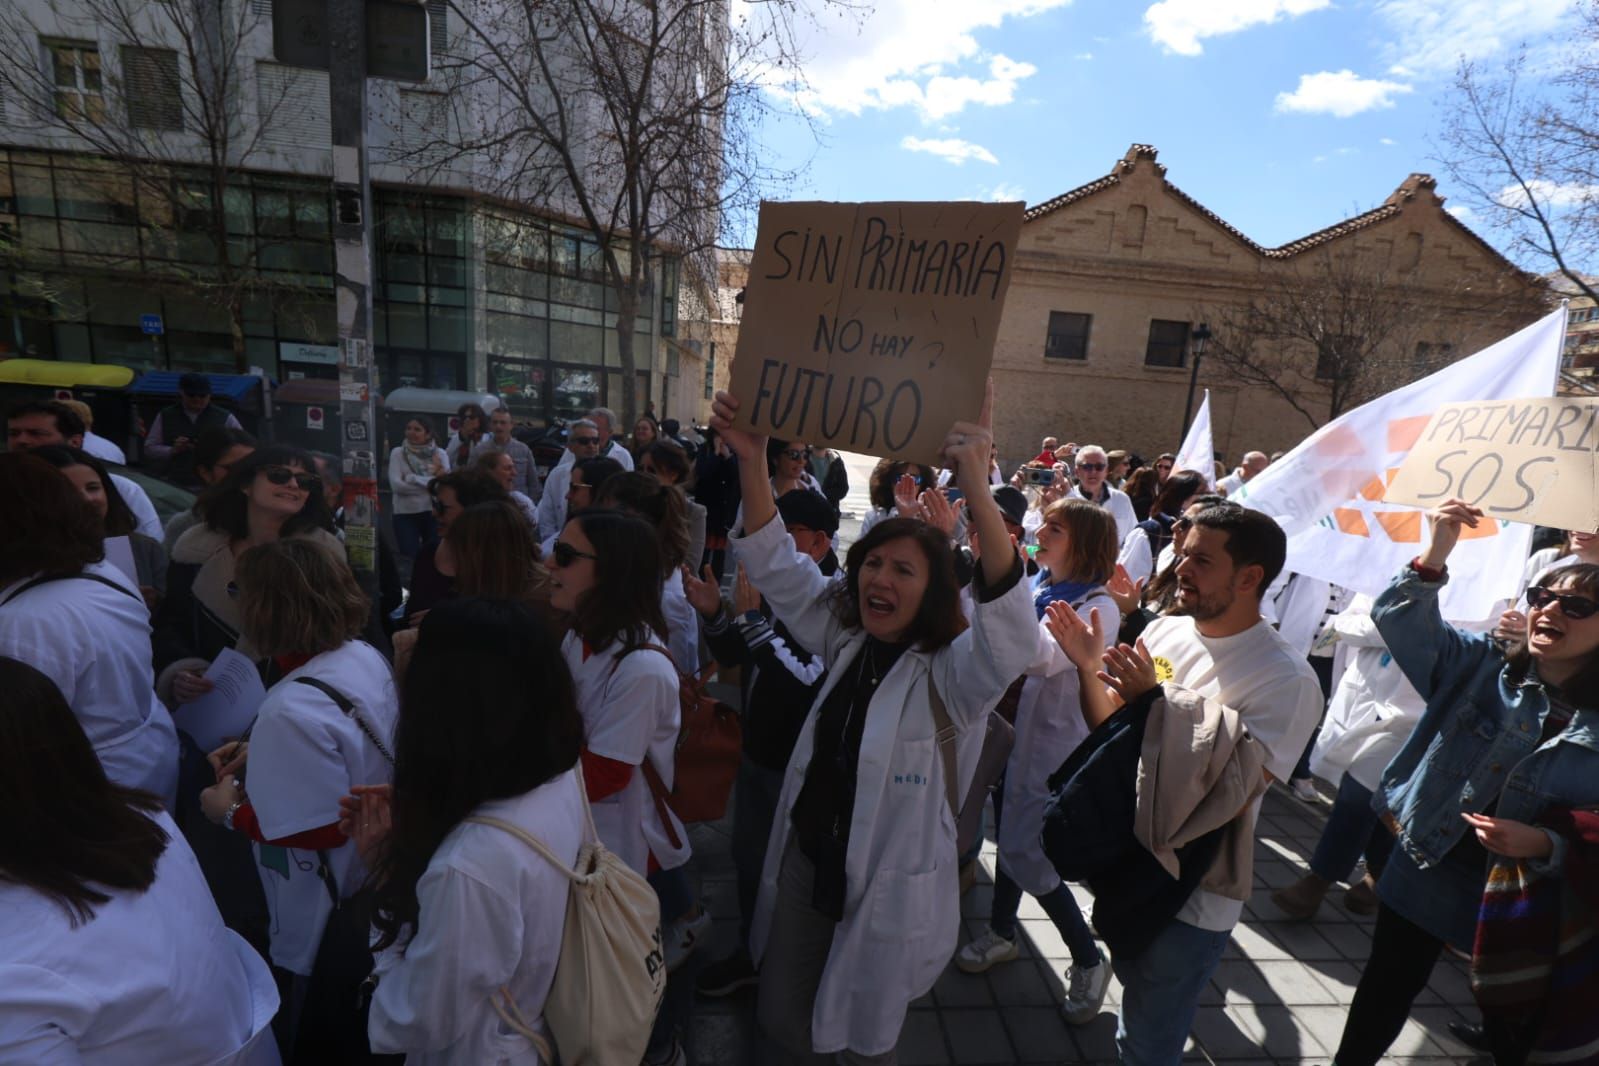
[82,430,127,465]
[564,632,689,874]
[369,771,584,1064]
[248,641,398,974]
[1140,615,1324,932]
[0,810,278,1064]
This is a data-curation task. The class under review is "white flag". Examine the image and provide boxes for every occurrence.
[1174,389,1214,487]
[1235,306,1568,621]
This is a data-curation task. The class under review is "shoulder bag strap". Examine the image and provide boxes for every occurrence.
[463,815,582,881]
[0,570,142,609]
[293,675,395,766]
[927,678,961,823]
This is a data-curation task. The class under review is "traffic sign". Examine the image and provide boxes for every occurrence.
[140,314,164,336]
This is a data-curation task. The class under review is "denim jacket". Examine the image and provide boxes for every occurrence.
[1372,565,1599,875]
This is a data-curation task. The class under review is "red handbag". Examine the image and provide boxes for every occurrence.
[634,650,743,846]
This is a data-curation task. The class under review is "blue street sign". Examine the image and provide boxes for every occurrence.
[140,314,164,336]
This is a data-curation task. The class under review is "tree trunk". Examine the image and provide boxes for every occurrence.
[614,281,642,433]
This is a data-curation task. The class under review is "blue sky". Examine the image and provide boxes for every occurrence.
[744,0,1580,257]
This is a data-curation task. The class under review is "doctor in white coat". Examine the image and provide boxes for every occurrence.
[714,383,1037,1061]
[0,657,278,1066]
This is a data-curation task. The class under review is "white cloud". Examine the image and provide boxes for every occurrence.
[1379,137,1398,146]
[1274,70,1414,117]
[1447,205,1476,220]
[1496,179,1599,210]
[1376,0,1575,77]
[743,0,1069,120]
[1143,0,1331,56]
[1074,51,1095,60]
[985,181,1026,201]
[901,136,1000,165]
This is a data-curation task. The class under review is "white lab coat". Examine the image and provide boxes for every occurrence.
[731,514,1036,1056]
[369,772,584,1064]
[109,473,163,541]
[82,430,127,465]
[1068,483,1137,544]
[998,587,1119,895]
[1308,595,1426,791]
[0,562,178,807]
[0,810,280,1065]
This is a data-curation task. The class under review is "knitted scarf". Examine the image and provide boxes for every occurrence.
[1033,572,1100,621]
[402,441,437,477]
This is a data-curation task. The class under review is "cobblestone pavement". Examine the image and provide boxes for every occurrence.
[681,775,1487,1065]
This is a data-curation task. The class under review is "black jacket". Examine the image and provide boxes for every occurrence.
[701,550,837,772]
[1041,687,1223,960]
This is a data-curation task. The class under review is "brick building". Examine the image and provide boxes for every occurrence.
[989,144,1545,469]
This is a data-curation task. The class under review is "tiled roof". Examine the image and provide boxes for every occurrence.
[1023,146,1521,270]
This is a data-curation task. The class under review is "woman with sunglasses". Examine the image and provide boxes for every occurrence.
[446,403,489,470]
[198,537,397,1059]
[861,458,937,537]
[545,508,693,1065]
[152,445,338,954]
[712,382,1037,1065]
[1332,497,1599,1066]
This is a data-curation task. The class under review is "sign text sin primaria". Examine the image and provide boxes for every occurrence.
[764,216,1010,301]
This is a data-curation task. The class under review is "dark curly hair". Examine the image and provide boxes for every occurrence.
[832,516,968,651]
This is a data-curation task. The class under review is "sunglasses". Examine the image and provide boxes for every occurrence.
[782,449,810,461]
[1077,462,1107,472]
[570,435,600,446]
[550,540,598,568]
[1526,586,1599,619]
[260,465,320,492]
[1173,517,1193,532]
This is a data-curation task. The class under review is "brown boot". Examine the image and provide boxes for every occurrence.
[1271,873,1330,920]
[1343,873,1379,915]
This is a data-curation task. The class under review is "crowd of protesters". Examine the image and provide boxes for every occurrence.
[2,385,1596,1066]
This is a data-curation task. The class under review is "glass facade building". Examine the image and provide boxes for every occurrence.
[0,149,671,424]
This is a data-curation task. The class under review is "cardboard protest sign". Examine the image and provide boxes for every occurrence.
[1385,397,1599,531]
[727,200,1024,462]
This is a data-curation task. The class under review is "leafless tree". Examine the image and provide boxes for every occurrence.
[402,0,838,429]
[1436,2,1599,304]
[0,0,310,370]
[1199,250,1542,429]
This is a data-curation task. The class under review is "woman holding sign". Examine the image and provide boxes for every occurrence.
[713,382,1037,1063]
[1333,497,1599,1066]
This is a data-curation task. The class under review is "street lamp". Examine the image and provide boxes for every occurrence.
[1181,322,1212,437]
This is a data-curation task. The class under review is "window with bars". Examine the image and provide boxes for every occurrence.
[122,46,182,130]
[426,0,447,57]
[47,41,104,122]
[1144,318,1189,368]
[705,342,716,399]
[1044,310,1090,360]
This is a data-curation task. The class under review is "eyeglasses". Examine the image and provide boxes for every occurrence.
[782,449,810,461]
[1173,517,1193,532]
[1076,462,1107,472]
[570,436,600,447]
[260,465,320,492]
[1526,586,1599,619]
[550,540,598,568]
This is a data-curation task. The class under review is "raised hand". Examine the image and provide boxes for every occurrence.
[1421,497,1484,570]
[1105,563,1146,617]
[681,564,724,618]
[1044,600,1106,673]
[919,488,960,537]
[709,390,765,463]
[1099,638,1159,704]
[893,473,921,517]
[734,564,762,615]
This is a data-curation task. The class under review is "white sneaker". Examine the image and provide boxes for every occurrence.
[954,928,1020,973]
[1062,955,1110,1025]
[664,909,712,972]
[1289,777,1321,804]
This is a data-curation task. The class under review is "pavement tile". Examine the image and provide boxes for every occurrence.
[941,1007,1018,1064]
[1066,1012,1121,1063]
[1225,922,1292,961]
[1210,960,1273,1008]
[1409,1004,1485,1059]
[1191,1005,1266,1060]
[1291,1004,1354,1056]
[989,957,1065,1008]
[1316,919,1373,962]
[1232,1003,1328,1058]
[1252,960,1343,1005]
[1019,918,1074,961]
[1261,921,1341,961]
[1387,1017,1444,1058]
[1002,1005,1074,1063]
[900,1009,952,1065]
[934,965,997,1008]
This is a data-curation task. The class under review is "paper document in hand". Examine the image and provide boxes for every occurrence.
[171,648,266,751]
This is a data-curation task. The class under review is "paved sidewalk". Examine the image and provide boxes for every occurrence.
[684,778,1488,1065]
